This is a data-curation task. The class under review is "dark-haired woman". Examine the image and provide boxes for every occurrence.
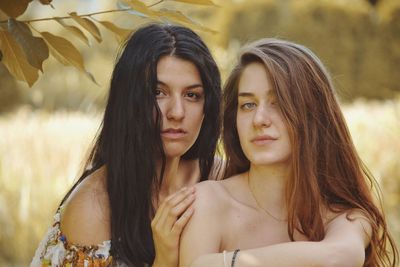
[179,38,398,267]
[31,23,222,267]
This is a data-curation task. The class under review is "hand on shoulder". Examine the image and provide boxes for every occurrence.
[60,166,111,246]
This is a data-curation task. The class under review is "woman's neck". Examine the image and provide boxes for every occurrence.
[157,157,199,201]
[247,163,291,219]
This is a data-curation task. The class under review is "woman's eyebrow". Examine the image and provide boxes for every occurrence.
[186,84,203,90]
[156,80,167,86]
[157,80,203,89]
[238,92,255,97]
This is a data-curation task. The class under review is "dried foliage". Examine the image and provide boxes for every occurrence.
[0,29,39,86]
[216,0,400,101]
[0,0,217,87]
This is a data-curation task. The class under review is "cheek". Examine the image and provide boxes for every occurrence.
[236,116,247,144]
[280,125,292,154]
[283,132,292,153]
[192,104,205,125]
[187,109,204,137]
[192,116,204,134]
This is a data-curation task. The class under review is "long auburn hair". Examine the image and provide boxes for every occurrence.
[223,38,398,266]
[61,24,221,265]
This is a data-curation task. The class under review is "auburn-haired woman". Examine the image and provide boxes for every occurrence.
[31,24,222,267]
[180,38,398,267]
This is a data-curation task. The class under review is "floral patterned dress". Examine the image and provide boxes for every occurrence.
[30,206,119,267]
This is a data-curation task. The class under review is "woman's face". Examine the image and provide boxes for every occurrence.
[156,56,205,159]
[236,62,291,166]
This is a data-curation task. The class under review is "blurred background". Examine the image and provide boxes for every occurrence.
[0,0,399,265]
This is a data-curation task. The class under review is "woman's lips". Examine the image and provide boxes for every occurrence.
[251,135,277,145]
[161,128,187,139]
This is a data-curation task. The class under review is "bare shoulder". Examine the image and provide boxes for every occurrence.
[194,174,242,213]
[195,180,230,205]
[60,166,111,245]
[325,208,373,248]
[186,180,229,224]
[195,179,225,193]
[180,180,230,267]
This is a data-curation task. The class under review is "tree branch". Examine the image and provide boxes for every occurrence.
[0,9,126,24]
[0,0,165,24]
[149,0,164,7]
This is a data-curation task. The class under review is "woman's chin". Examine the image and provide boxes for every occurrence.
[163,142,194,159]
[164,149,189,159]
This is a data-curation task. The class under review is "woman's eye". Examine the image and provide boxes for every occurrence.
[154,89,165,97]
[240,102,256,110]
[186,92,201,100]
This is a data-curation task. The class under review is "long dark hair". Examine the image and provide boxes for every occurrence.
[223,38,398,266]
[61,24,221,265]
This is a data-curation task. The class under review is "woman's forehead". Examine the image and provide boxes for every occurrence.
[238,62,275,96]
[156,56,202,88]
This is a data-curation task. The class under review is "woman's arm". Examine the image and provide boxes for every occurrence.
[179,181,225,267]
[188,211,372,267]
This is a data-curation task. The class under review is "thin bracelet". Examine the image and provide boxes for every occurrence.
[231,249,240,267]
[223,250,228,267]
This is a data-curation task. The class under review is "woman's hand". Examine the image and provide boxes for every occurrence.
[152,187,196,267]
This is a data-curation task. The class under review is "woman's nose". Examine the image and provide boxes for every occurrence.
[252,105,272,128]
[166,96,185,121]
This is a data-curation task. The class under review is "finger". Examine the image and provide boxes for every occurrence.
[153,186,189,226]
[165,186,188,203]
[158,190,195,232]
[156,187,195,225]
[162,192,195,231]
[152,187,195,231]
[167,186,196,208]
[171,192,196,219]
[171,205,195,236]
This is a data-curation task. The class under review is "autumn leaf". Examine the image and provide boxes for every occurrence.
[68,12,102,43]
[38,0,52,5]
[0,8,9,20]
[157,9,217,34]
[37,0,54,9]
[167,0,218,6]
[97,20,131,42]
[54,17,90,46]
[40,31,97,84]
[120,0,160,20]
[7,18,49,71]
[0,0,33,18]
[0,29,39,86]
[157,9,193,25]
